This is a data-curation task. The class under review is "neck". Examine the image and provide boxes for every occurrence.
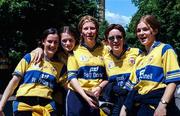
[44,52,53,60]
[113,49,123,57]
[84,40,96,49]
[145,41,156,54]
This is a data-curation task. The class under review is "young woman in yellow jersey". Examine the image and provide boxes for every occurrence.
[0,28,65,116]
[103,24,140,116]
[120,15,180,116]
[66,15,108,116]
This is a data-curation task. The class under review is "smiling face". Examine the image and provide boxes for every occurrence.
[61,33,76,52]
[81,21,97,48]
[136,21,157,49]
[108,29,124,56]
[43,34,59,59]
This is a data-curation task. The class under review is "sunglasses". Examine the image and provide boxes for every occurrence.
[108,35,123,41]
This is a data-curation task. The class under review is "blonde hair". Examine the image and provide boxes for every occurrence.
[78,15,99,33]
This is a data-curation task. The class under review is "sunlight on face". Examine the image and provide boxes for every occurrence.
[61,33,76,52]
[108,29,124,55]
[43,34,59,58]
[136,22,156,48]
[81,21,97,46]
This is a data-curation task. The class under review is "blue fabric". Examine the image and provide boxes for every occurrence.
[66,90,100,116]
[124,88,165,116]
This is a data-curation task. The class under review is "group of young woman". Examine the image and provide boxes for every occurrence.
[0,14,180,116]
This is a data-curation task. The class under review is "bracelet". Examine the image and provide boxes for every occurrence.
[98,85,103,90]
[160,99,168,104]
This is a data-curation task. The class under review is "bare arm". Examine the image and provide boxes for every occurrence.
[70,78,98,108]
[154,83,176,116]
[0,75,21,112]
[92,80,108,98]
[119,105,127,116]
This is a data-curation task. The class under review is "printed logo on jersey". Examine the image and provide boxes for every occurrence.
[148,55,154,64]
[108,61,115,69]
[129,57,135,65]
[98,56,104,61]
[31,73,54,88]
[80,55,88,62]
[139,69,153,80]
[116,75,125,87]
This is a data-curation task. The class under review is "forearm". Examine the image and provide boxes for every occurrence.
[0,76,20,110]
[70,78,88,99]
[98,80,108,89]
[161,82,176,103]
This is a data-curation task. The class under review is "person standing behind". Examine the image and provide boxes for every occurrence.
[102,24,140,116]
[120,15,180,116]
[66,15,108,116]
[0,28,66,116]
[31,26,79,116]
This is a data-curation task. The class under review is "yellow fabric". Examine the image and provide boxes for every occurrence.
[100,109,107,116]
[18,102,53,116]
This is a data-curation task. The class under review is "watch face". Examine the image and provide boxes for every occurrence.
[161,99,168,104]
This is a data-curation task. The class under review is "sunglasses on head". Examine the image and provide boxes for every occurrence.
[108,35,123,41]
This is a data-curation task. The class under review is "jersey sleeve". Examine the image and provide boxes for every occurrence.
[162,44,180,83]
[12,53,32,78]
[67,55,79,81]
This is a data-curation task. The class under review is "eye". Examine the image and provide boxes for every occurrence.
[83,27,88,30]
[108,36,115,41]
[142,27,149,31]
[47,40,53,43]
[116,35,122,39]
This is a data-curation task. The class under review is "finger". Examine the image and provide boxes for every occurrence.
[36,53,42,63]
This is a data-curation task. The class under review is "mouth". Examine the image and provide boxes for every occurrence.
[139,37,148,43]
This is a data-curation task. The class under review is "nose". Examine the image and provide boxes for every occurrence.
[114,37,118,42]
[66,40,71,45]
[87,28,92,33]
[51,42,57,47]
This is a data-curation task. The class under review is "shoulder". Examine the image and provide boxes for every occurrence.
[128,47,141,55]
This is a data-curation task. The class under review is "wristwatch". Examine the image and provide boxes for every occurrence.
[160,99,168,104]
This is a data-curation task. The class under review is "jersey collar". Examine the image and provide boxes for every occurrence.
[110,44,129,59]
[80,41,100,52]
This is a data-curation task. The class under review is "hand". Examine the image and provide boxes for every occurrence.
[85,95,98,109]
[0,111,5,116]
[91,86,102,98]
[154,102,167,116]
[119,105,127,116]
[32,47,43,64]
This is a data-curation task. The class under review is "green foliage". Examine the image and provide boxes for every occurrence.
[0,0,98,71]
[98,20,109,41]
[128,0,180,58]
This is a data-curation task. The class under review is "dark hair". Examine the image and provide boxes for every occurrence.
[59,26,79,46]
[38,28,59,47]
[104,24,126,40]
[136,15,160,35]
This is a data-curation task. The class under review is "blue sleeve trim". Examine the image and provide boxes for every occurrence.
[162,44,173,56]
[67,71,78,81]
[23,53,31,64]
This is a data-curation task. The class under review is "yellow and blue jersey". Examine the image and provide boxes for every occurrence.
[126,41,180,95]
[104,46,140,88]
[12,53,66,99]
[67,42,108,91]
